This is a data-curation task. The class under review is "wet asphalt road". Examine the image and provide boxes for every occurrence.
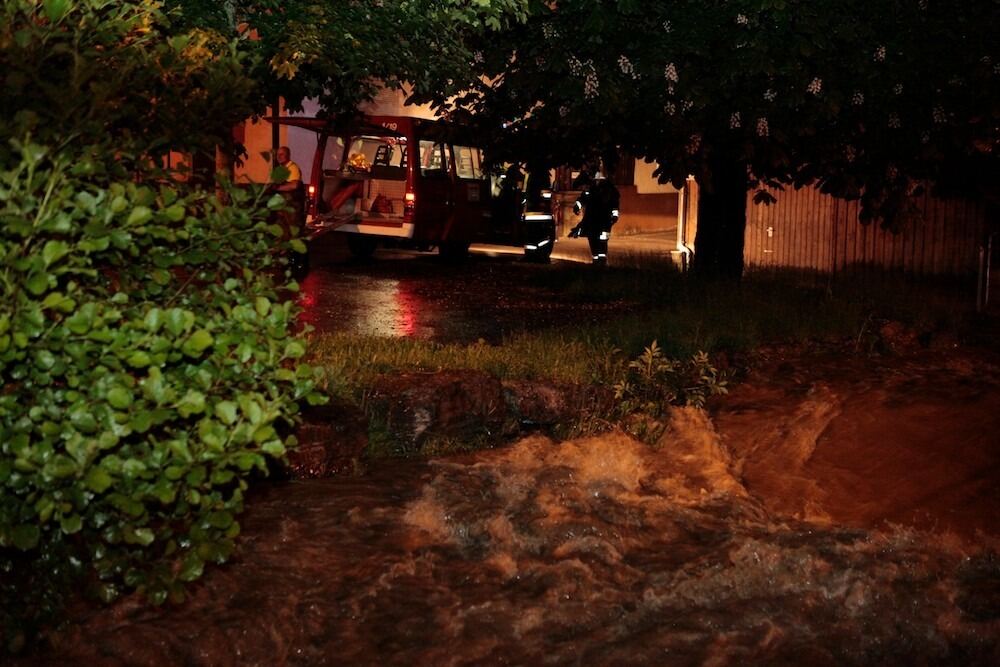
[299,233,676,343]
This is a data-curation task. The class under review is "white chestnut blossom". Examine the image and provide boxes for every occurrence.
[932,106,946,123]
[874,45,886,62]
[763,88,776,102]
[893,83,904,95]
[729,111,742,129]
[756,117,769,137]
[664,102,676,116]
[807,77,822,95]
[852,91,864,106]
[685,134,702,155]
[664,62,678,82]
[618,55,639,80]
[662,20,673,33]
[887,112,901,128]
[736,14,749,25]
[584,69,599,99]
[568,55,583,76]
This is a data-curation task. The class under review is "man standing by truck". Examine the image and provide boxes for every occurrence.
[269,146,308,274]
[570,165,620,266]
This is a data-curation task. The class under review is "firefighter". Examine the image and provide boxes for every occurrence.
[569,168,620,265]
[493,163,525,237]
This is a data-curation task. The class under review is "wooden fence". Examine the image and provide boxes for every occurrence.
[744,185,988,276]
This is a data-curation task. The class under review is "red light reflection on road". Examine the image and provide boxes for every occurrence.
[295,268,430,338]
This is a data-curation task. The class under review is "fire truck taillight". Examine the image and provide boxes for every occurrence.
[404,191,416,219]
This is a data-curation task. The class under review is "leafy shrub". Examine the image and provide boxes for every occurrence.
[613,341,728,423]
[0,141,321,645]
[0,0,320,650]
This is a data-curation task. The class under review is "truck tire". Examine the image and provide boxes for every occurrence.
[438,241,470,261]
[347,233,378,259]
[524,241,553,263]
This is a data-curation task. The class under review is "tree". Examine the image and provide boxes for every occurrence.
[432,0,1000,277]
[165,0,531,116]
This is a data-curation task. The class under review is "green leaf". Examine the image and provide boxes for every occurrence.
[144,307,163,333]
[85,467,113,493]
[177,390,206,418]
[214,400,238,425]
[43,0,70,22]
[126,206,153,226]
[283,341,306,359]
[42,291,76,313]
[266,193,286,210]
[10,524,40,550]
[65,304,95,334]
[261,441,286,457]
[165,308,193,336]
[44,454,79,478]
[25,271,50,295]
[107,386,133,409]
[132,527,155,546]
[60,513,83,534]
[163,204,186,222]
[126,351,152,368]
[254,297,271,317]
[42,240,70,267]
[179,554,204,582]
[181,329,214,357]
[130,410,155,433]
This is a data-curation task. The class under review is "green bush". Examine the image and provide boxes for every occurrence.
[614,341,728,417]
[0,142,321,644]
[0,0,321,649]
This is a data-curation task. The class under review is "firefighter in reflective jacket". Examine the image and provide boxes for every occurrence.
[570,173,620,265]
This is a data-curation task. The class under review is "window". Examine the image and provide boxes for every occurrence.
[322,137,345,172]
[453,145,482,179]
[346,136,407,172]
[419,140,450,176]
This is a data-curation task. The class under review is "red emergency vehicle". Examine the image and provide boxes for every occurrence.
[271,115,556,261]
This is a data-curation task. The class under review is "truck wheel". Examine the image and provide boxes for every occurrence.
[438,241,470,261]
[524,242,553,263]
[347,234,378,259]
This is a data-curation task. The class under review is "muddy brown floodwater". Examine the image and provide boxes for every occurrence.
[21,254,1000,666]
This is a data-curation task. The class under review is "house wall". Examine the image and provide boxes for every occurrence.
[743,185,988,276]
[616,185,678,235]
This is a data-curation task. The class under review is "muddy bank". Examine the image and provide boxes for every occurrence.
[21,346,1000,665]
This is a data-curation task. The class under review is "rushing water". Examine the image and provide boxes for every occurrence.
[28,349,1000,665]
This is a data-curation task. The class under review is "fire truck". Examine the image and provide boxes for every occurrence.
[271,115,556,261]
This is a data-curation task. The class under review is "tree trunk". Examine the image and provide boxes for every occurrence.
[693,151,748,279]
